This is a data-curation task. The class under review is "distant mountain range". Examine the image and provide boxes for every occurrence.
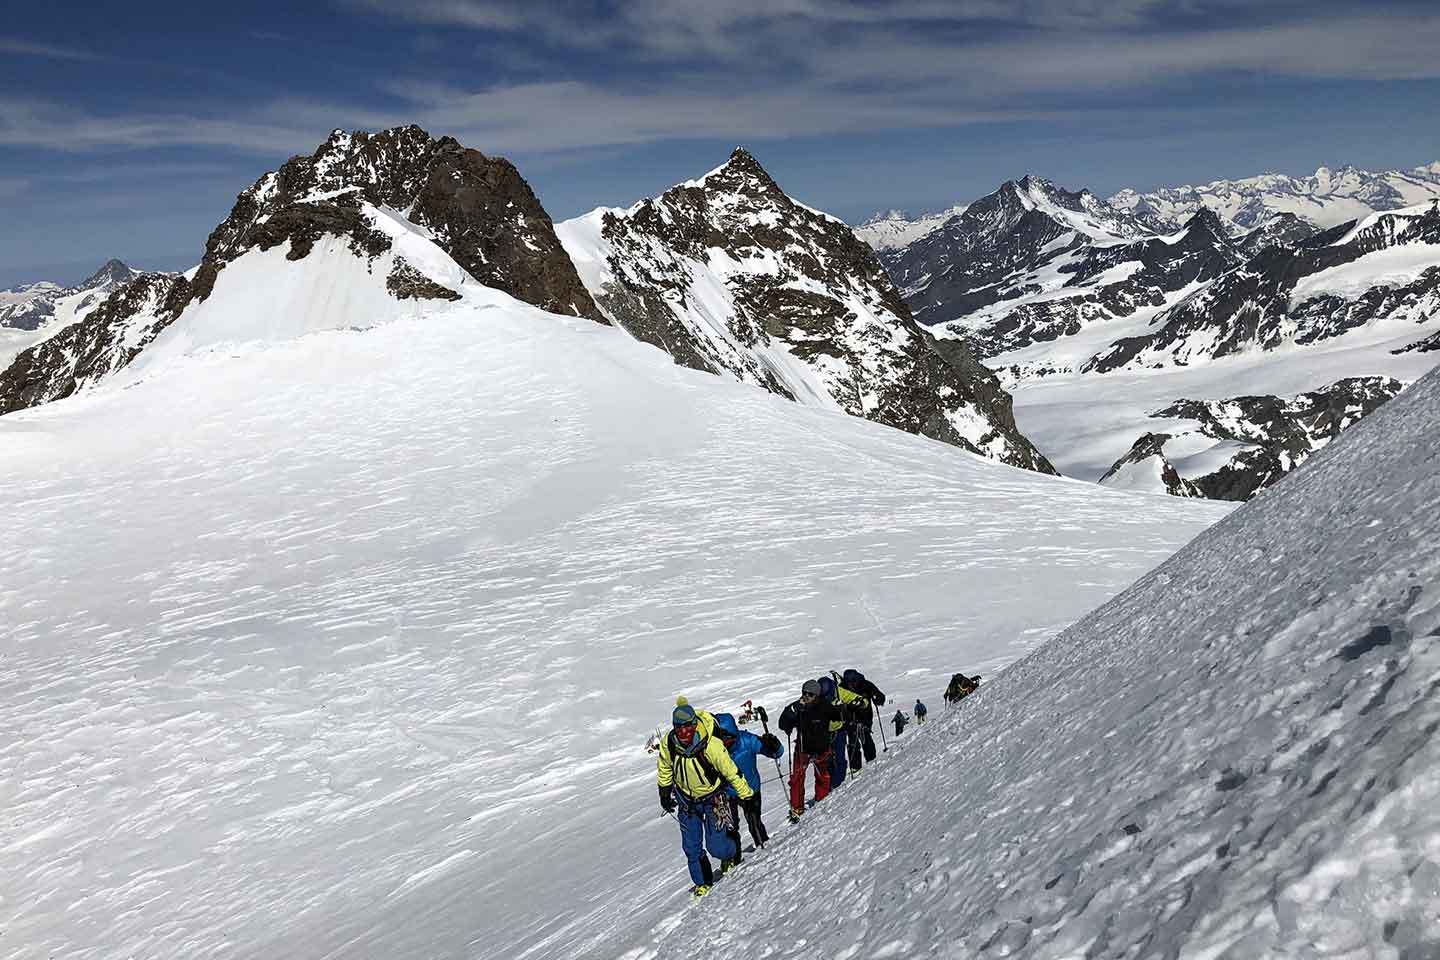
[4,141,1435,504]
[1111,162,1440,233]
[857,161,1440,501]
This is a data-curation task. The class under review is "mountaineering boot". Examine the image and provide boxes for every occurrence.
[788,807,803,824]
[691,884,712,899]
[720,857,738,876]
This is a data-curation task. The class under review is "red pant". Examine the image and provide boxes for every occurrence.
[788,750,832,811]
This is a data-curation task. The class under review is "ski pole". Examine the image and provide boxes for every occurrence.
[755,706,787,785]
[877,712,888,753]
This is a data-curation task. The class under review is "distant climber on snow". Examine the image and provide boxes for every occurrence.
[778,679,838,823]
[892,709,908,737]
[656,697,755,898]
[914,699,928,724]
[713,712,784,850]
[944,672,981,705]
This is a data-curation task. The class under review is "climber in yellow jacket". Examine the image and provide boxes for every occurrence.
[657,698,753,897]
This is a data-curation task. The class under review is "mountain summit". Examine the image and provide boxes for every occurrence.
[557,149,1056,473]
[0,126,601,416]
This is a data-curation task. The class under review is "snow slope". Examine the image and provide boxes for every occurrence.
[1002,327,1438,483]
[852,205,968,251]
[653,364,1440,960]
[0,285,1228,959]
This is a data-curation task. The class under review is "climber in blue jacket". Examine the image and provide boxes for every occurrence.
[713,712,784,850]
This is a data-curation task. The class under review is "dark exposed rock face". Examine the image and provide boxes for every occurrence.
[1101,377,1405,501]
[1234,213,1320,257]
[1394,329,1440,354]
[202,126,598,321]
[387,260,461,301]
[1086,204,1440,373]
[970,210,1245,360]
[0,259,141,332]
[0,125,601,418]
[0,273,185,415]
[559,149,1056,473]
[880,176,1150,332]
[1098,433,1203,498]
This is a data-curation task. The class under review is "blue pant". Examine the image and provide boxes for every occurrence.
[830,729,849,788]
[676,792,737,886]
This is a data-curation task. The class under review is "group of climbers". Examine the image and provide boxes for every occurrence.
[655,698,784,898]
[779,668,887,809]
[654,669,980,898]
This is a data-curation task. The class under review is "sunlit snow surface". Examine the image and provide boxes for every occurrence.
[0,287,1231,960]
[651,367,1440,960]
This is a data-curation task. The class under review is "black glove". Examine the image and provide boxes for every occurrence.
[760,733,781,754]
[659,784,676,814]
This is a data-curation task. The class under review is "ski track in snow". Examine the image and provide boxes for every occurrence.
[0,298,1229,960]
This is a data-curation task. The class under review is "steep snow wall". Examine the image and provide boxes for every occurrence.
[653,365,1440,958]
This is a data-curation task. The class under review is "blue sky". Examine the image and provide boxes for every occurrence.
[3,0,1439,287]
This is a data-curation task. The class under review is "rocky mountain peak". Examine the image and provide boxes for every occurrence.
[557,151,1057,474]
[1,125,609,419]
[1181,207,1230,242]
[695,146,784,200]
[80,259,136,289]
[209,124,601,321]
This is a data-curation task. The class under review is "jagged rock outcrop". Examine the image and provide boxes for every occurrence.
[0,126,599,418]
[1234,213,1320,257]
[212,127,599,321]
[1098,433,1204,497]
[1101,377,1404,501]
[558,150,1056,473]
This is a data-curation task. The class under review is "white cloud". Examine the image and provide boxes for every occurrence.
[0,36,97,61]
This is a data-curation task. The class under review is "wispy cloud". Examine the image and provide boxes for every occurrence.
[0,35,97,60]
[3,4,1437,158]
[0,97,323,155]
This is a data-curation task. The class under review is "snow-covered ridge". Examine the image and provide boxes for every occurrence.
[1111,161,1440,234]
[852,204,968,251]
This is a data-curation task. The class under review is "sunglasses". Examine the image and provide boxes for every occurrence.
[675,722,698,737]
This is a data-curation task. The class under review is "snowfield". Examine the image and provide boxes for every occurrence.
[0,282,1228,960]
[655,366,1440,960]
